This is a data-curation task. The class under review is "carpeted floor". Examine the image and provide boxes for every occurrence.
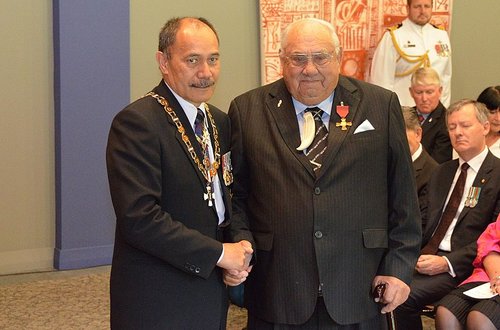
[0,266,246,330]
[0,266,434,329]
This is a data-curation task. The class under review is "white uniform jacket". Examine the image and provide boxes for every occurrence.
[369,18,452,107]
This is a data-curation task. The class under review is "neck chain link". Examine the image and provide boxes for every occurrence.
[144,92,221,183]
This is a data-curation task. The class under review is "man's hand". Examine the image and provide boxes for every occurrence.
[217,240,253,271]
[372,276,410,314]
[223,266,253,286]
[415,254,449,275]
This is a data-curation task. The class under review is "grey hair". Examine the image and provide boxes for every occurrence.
[410,67,441,87]
[280,18,342,59]
[446,99,489,126]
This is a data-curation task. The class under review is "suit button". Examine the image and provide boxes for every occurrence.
[190,265,195,271]
[195,267,201,274]
[314,187,321,195]
[314,231,323,239]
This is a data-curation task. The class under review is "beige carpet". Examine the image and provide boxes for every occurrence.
[0,266,246,330]
[0,266,434,329]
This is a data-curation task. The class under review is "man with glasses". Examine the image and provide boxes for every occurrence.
[228,18,421,329]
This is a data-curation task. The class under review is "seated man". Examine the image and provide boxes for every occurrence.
[395,99,500,330]
[402,106,438,228]
[410,67,452,163]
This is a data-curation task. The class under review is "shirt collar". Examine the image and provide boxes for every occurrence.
[412,143,423,162]
[293,93,334,116]
[458,147,489,173]
[165,81,206,128]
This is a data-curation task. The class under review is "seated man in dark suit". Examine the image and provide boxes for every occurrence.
[395,99,500,330]
[410,67,452,163]
[402,106,438,227]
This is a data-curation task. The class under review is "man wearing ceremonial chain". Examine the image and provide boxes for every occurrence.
[106,17,253,329]
[370,0,452,107]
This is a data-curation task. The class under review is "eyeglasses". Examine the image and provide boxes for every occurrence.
[284,52,336,67]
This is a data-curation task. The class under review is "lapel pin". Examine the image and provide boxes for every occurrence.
[277,100,282,108]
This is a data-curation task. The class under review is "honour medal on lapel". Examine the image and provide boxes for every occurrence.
[465,186,481,208]
[335,102,352,131]
[222,152,233,186]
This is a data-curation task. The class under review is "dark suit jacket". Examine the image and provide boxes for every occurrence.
[422,152,500,281]
[414,147,438,228]
[229,76,421,325]
[418,102,452,164]
[106,80,253,329]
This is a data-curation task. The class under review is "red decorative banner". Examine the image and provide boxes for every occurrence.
[259,0,452,84]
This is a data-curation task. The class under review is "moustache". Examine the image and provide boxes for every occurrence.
[191,80,215,88]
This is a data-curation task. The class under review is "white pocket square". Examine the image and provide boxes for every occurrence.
[353,119,375,134]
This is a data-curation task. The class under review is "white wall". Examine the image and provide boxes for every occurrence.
[0,1,54,274]
[130,0,261,111]
[449,0,500,101]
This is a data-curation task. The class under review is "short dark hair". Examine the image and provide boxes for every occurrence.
[402,106,420,130]
[477,86,500,111]
[158,17,219,55]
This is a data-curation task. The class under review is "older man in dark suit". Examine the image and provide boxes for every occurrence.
[395,99,500,330]
[106,17,253,329]
[410,67,452,164]
[228,18,421,329]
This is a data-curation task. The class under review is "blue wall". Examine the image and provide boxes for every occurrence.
[53,1,129,269]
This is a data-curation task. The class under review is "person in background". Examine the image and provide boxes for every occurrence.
[395,99,500,330]
[410,67,452,163]
[435,214,500,330]
[228,17,421,329]
[106,17,253,329]
[402,105,438,228]
[477,85,500,158]
[370,0,452,107]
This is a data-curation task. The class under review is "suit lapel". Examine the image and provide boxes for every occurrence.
[413,152,425,181]
[316,77,360,179]
[266,80,316,177]
[456,152,495,223]
[421,102,443,134]
[152,81,207,187]
[425,160,459,240]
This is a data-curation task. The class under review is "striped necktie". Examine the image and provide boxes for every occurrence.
[304,107,328,173]
[421,162,470,255]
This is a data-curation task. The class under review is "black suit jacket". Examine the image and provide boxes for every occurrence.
[418,102,452,164]
[414,147,438,228]
[229,76,421,325]
[106,80,253,329]
[422,151,500,281]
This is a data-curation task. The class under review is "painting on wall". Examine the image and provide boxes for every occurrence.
[259,0,452,84]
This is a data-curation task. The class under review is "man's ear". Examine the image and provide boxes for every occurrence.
[156,51,168,75]
[336,47,343,63]
[416,126,423,142]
